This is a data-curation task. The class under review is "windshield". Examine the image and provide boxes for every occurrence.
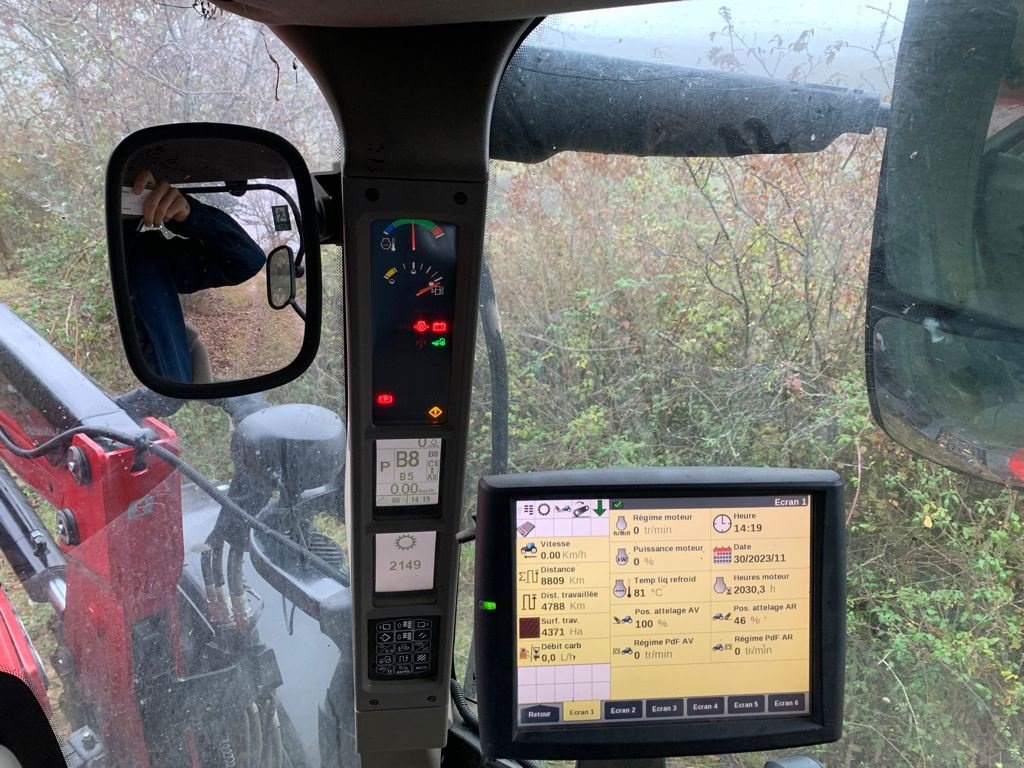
[461,2,1021,766]
[0,1,1020,767]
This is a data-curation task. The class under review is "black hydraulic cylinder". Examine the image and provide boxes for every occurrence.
[0,462,64,603]
[491,46,888,162]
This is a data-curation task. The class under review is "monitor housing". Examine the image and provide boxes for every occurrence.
[475,467,845,760]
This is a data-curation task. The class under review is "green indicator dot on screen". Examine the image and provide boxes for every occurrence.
[479,600,497,611]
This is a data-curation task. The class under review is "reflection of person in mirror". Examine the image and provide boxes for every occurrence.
[124,169,266,383]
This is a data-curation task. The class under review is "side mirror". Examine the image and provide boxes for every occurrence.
[106,123,321,398]
[267,245,299,313]
[868,0,1024,485]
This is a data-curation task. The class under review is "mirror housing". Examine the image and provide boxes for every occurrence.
[867,0,1024,485]
[106,123,321,399]
[267,245,298,312]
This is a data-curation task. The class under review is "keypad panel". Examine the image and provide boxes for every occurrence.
[370,616,439,680]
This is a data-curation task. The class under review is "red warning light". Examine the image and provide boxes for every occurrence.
[431,320,448,333]
[1010,449,1024,480]
[413,319,429,333]
[376,393,395,406]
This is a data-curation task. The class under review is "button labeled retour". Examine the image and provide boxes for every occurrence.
[728,695,766,714]
[604,700,643,720]
[645,699,685,718]
[768,693,807,713]
[686,697,725,717]
[521,705,560,724]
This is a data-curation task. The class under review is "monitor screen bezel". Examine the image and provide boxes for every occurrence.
[474,467,845,760]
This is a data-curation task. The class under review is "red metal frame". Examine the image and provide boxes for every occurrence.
[0,583,49,715]
[0,413,185,767]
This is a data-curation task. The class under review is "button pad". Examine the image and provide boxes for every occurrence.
[369,616,439,680]
[518,691,809,728]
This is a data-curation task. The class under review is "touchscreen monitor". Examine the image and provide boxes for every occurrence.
[475,468,844,760]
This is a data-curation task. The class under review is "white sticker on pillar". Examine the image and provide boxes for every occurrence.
[374,531,437,592]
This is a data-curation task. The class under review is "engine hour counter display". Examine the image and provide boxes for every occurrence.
[474,469,845,760]
[371,218,458,424]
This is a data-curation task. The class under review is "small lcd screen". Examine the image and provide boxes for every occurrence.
[375,438,443,507]
[514,495,811,727]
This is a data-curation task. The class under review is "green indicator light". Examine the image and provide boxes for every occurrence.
[431,337,446,347]
[479,600,497,611]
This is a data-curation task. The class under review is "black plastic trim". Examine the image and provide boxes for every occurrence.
[475,467,845,761]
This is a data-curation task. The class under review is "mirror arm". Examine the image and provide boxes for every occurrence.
[312,171,343,246]
[491,46,888,162]
[288,300,306,322]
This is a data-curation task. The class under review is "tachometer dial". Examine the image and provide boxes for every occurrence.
[383,261,447,298]
[371,218,458,424]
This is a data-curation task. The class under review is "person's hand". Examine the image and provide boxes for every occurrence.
[132,169,191,228]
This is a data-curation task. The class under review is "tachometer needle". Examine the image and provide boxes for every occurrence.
[416,279,441,296]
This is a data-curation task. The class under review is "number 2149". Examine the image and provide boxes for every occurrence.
[389,560,422,571]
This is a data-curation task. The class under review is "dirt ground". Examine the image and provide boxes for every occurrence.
[180,275,305,382]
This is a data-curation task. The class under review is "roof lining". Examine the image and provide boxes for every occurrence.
[214,0,659,28]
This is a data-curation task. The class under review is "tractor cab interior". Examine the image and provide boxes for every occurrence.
[0,0,1022,767]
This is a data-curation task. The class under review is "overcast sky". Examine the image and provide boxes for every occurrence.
[530,0,908,92]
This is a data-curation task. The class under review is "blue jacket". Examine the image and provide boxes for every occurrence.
[125,198,267,382]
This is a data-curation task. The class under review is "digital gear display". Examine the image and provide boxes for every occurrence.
[375,438,443,507]
[475,468,845,761]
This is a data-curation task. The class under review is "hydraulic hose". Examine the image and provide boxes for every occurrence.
[210,539,226,588]
[0,423,139,460]
[246,702,263,768]
[201,542,231,626]
[450,677,479,730]
[263,704,283,768]
[227,543,251,630]
[479,258,509,476]
[236,704,252,768]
